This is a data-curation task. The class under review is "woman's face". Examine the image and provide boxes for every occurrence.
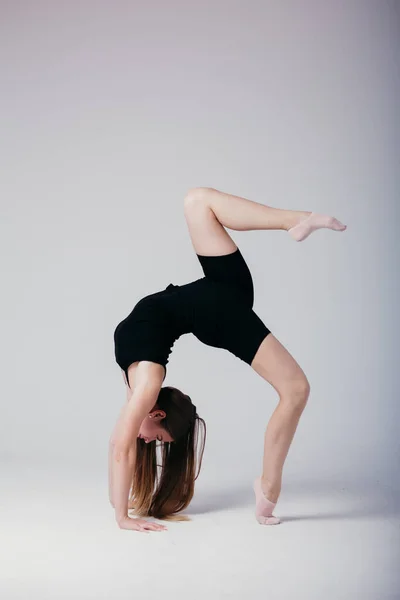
[138,410,174,443]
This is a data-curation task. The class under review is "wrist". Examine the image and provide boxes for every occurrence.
[116,512,129,526]
[117,517,129,528]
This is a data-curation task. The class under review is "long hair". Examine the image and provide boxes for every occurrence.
[128,386,206,521]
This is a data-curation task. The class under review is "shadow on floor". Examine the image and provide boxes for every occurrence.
[187,479,400,521]
[189,485,252,515]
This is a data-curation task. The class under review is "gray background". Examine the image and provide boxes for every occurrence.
[1,1,399,599]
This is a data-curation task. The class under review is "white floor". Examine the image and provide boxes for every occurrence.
[1,460,399,600]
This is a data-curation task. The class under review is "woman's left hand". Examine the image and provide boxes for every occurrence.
[117,516,167,532]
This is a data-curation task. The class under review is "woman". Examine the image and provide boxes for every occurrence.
[110,186,346,532]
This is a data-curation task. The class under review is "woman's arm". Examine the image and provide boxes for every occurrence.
[111,362,165,526]
[109,376,133,507]
[108,379,132,507]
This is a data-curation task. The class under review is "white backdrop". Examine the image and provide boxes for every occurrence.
[1,0,399,495]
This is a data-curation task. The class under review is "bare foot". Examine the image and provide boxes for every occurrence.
[253,477,281,525]
[288,212,347,242]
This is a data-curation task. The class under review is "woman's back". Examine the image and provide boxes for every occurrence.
[114,253,256,385]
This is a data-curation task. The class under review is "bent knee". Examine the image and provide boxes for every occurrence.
[283,376,310,410]
[183,187,209,211]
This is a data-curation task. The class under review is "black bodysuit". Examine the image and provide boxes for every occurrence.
[113,249,271,387]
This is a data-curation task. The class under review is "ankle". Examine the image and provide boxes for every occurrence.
[260,476,281,503]
[286,211,312,231]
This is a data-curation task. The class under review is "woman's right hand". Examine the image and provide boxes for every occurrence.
[117,516,167,533]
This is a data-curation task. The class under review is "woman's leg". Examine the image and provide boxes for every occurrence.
[183,186,333,524]
[184,187,346,253]
[251,334,310,522]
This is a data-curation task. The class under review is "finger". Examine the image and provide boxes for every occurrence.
[144,524,163,531]
[145,521,163,529]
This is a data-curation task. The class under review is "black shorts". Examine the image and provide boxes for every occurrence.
[187,248,271,364]
[114,248,271,382]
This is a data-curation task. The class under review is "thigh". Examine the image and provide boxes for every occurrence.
[197,251,255,307]
[184,191,256,304]
[251,333,308,395]
[195,300,272,364]
[184,190,237,256]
